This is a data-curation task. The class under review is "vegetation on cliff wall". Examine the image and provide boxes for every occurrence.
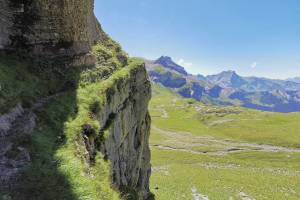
[1,1,152,199]
[0,57,46,114]
[0,37,147,199]
[18,60,144,200]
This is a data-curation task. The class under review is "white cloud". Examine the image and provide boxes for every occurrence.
[251,62,257,69]
[177,58,193,68]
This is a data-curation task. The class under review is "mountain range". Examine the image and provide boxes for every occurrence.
[145,56,300,112]
[287,77,300,83]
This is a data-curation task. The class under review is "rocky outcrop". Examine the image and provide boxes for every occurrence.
[82,63,152,199]
[0,104,35,192]
[97,65,151,199]
[0,0,107,65]
[177,83,204,101]
[154,56,188,75]
[0,93,66,193]
[149,70,187,88]
[208,85,223,98]
[0,0,152,199]
[0,104,24,137]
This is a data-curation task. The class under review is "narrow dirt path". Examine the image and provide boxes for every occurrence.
[152,106,169,118]
[151,126,300,155]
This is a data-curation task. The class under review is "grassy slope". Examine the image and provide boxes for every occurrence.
[0,57,48,114]
[20,59,143,200]
[0,40,143,199]
[150,85,300,148]
[149,85,300,200]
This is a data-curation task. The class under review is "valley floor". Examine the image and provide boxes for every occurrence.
[149,85,300,200]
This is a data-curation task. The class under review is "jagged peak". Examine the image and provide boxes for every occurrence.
[287,77,300,83]
[154,56,188,75]
[217,70,238,77]
[156,56,172,61]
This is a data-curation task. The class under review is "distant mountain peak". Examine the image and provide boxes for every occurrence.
[145,57,300,112]
[154,56,188,75]
[156,56,172,61]
[219,70,238,77]
[206,70,245,88]
[287,77,300,83]
[223,70,236,73]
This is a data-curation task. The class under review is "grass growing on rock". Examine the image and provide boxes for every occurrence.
[17,58,145,200]
[0,56,48,114]
[15,91,120,200]
[80,42,127,84]
[1,36,145,200]
[55,58,144,200]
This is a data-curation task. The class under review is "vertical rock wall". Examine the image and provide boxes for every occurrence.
[0,0,152,199]
[0,0,106,58]
[98,65,152,199]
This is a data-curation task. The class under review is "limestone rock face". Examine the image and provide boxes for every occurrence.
[0,0,106,59]
[0,104,36,191]
[100,66,152,200]
[0,1,152,199]
[83,65,152,199]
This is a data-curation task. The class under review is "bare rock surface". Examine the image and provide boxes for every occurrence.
[0,1,152,199]
[0,106,35,192]
[0,0,151,200]
[83,65,152,199]
[102,66,152,199]
[0,0,106,65]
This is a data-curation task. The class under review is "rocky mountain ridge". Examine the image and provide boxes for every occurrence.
[154,56,188,75]
[287,77,300,83]
[145,56,300,112]
[206,71,300,92]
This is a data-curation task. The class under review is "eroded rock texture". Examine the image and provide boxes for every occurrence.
[100,66,152,199]
[0,0,152,199]
[0,104,35,191]
[0,0,106,63]
[82,65,152,199]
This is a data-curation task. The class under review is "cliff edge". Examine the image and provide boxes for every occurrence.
[0,1,152,199]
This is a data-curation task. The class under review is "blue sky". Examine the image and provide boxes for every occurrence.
[95,0,300,79]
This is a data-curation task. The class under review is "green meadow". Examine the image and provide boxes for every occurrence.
[149,85,300,200]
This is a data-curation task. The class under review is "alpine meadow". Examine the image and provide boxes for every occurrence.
[0,0,299,200]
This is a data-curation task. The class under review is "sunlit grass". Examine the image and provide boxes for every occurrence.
[150,85,300,147]
[150,84,300,200]
[1,50,144,199]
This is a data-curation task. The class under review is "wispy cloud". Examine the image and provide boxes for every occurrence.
[251,62,257,69]
[177,58,193,68]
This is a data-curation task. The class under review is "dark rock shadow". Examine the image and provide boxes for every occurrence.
[0,56,83,200]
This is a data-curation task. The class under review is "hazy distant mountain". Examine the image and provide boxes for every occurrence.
[144,56,300,113]
[196,74,206,82]
[205,72,300,92]
[287,77,300,83]
[206,70,247,88]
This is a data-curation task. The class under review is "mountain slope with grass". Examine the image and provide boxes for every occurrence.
[145,56,300,112]
[0,1,152,200]
[149,84,300,200]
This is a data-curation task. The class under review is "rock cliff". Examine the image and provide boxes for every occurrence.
[0,0,152,199]
[83,63,152,199]
[0,0,107,64]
